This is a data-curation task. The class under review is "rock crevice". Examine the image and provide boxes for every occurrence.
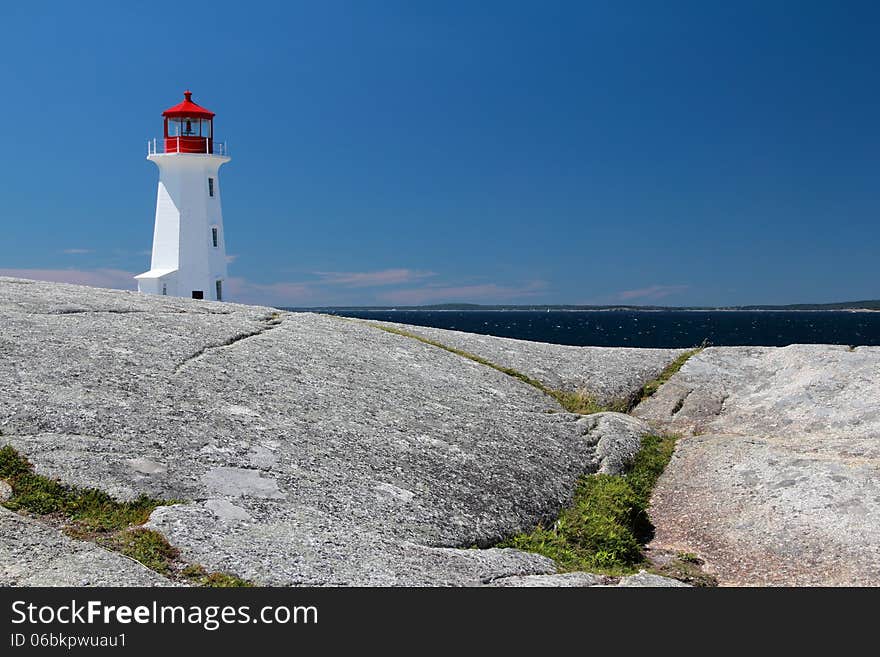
[173,313,284,373]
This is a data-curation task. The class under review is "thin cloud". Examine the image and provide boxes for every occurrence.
[62,248,93,255]
[0,269,311,306]
[224,277,313,306]
[313,269,436,288]
[378,281,547,305]
[617,284,689,302]
[0,266,549,308]
[0,268,135,290]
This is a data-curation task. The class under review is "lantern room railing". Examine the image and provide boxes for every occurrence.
[147,137,228,156]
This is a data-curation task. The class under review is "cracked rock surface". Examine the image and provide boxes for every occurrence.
[633,345,880,586]
[1,277,647,586]
[362,320,686,405]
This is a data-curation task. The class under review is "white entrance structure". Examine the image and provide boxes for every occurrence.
[136,90,231,301]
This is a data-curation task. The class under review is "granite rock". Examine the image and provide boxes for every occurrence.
[0,507,171,586]
[364,320,687,405]
[576,412,651,475]
[10,278,872,586]
[488,572,612,587]
[633,345,880,586]
[487,570,689,587]
[617,570,690,587]
[0,277,632,586]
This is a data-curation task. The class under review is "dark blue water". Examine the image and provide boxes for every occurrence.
[319,310,880,348]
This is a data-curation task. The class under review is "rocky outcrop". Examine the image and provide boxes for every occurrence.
[576,412,651,475]
[4,277,875,587]
[363,320,687,405]
[488,570,689,587]
[633,345,880,586]
[0,277,655,586]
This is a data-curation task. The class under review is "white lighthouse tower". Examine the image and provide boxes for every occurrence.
[136,90,230,301]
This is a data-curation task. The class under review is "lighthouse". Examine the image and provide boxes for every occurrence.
[135,91,230,301]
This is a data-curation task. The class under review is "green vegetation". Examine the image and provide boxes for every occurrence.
[109,528,179,575]
[677,551,701,564]
[1,445,167,531]
[636,347,703,403]
[181,564,254,588]
[498,434,679,575]
[0,444,250,587]
[552,390,630,415]
[652,551,718,587]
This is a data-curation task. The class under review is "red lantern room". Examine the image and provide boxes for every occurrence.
[162,90,216,154]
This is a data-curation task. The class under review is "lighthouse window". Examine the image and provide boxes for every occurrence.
[166,118,211,138]
[208,177,215,197]
[211,227,219,247]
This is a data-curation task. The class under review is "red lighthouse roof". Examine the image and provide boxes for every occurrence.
[162,90,215,119]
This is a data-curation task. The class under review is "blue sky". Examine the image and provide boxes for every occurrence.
[0,1,877,306]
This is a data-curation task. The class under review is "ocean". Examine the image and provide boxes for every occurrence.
[310,309,880,348]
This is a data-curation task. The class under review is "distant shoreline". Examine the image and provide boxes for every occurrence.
[285,298,880,313]
[288,306,880,313]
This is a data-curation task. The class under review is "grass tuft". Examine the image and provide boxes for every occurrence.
[181,564,254,587]
[0,444,30,478]
[652,551,718,587]
[109,528,179,575]
[636,347,704,403]
[1,445,170,531]
[1,444,250,586]
[551,390,630,415]
[498,434,678,575]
